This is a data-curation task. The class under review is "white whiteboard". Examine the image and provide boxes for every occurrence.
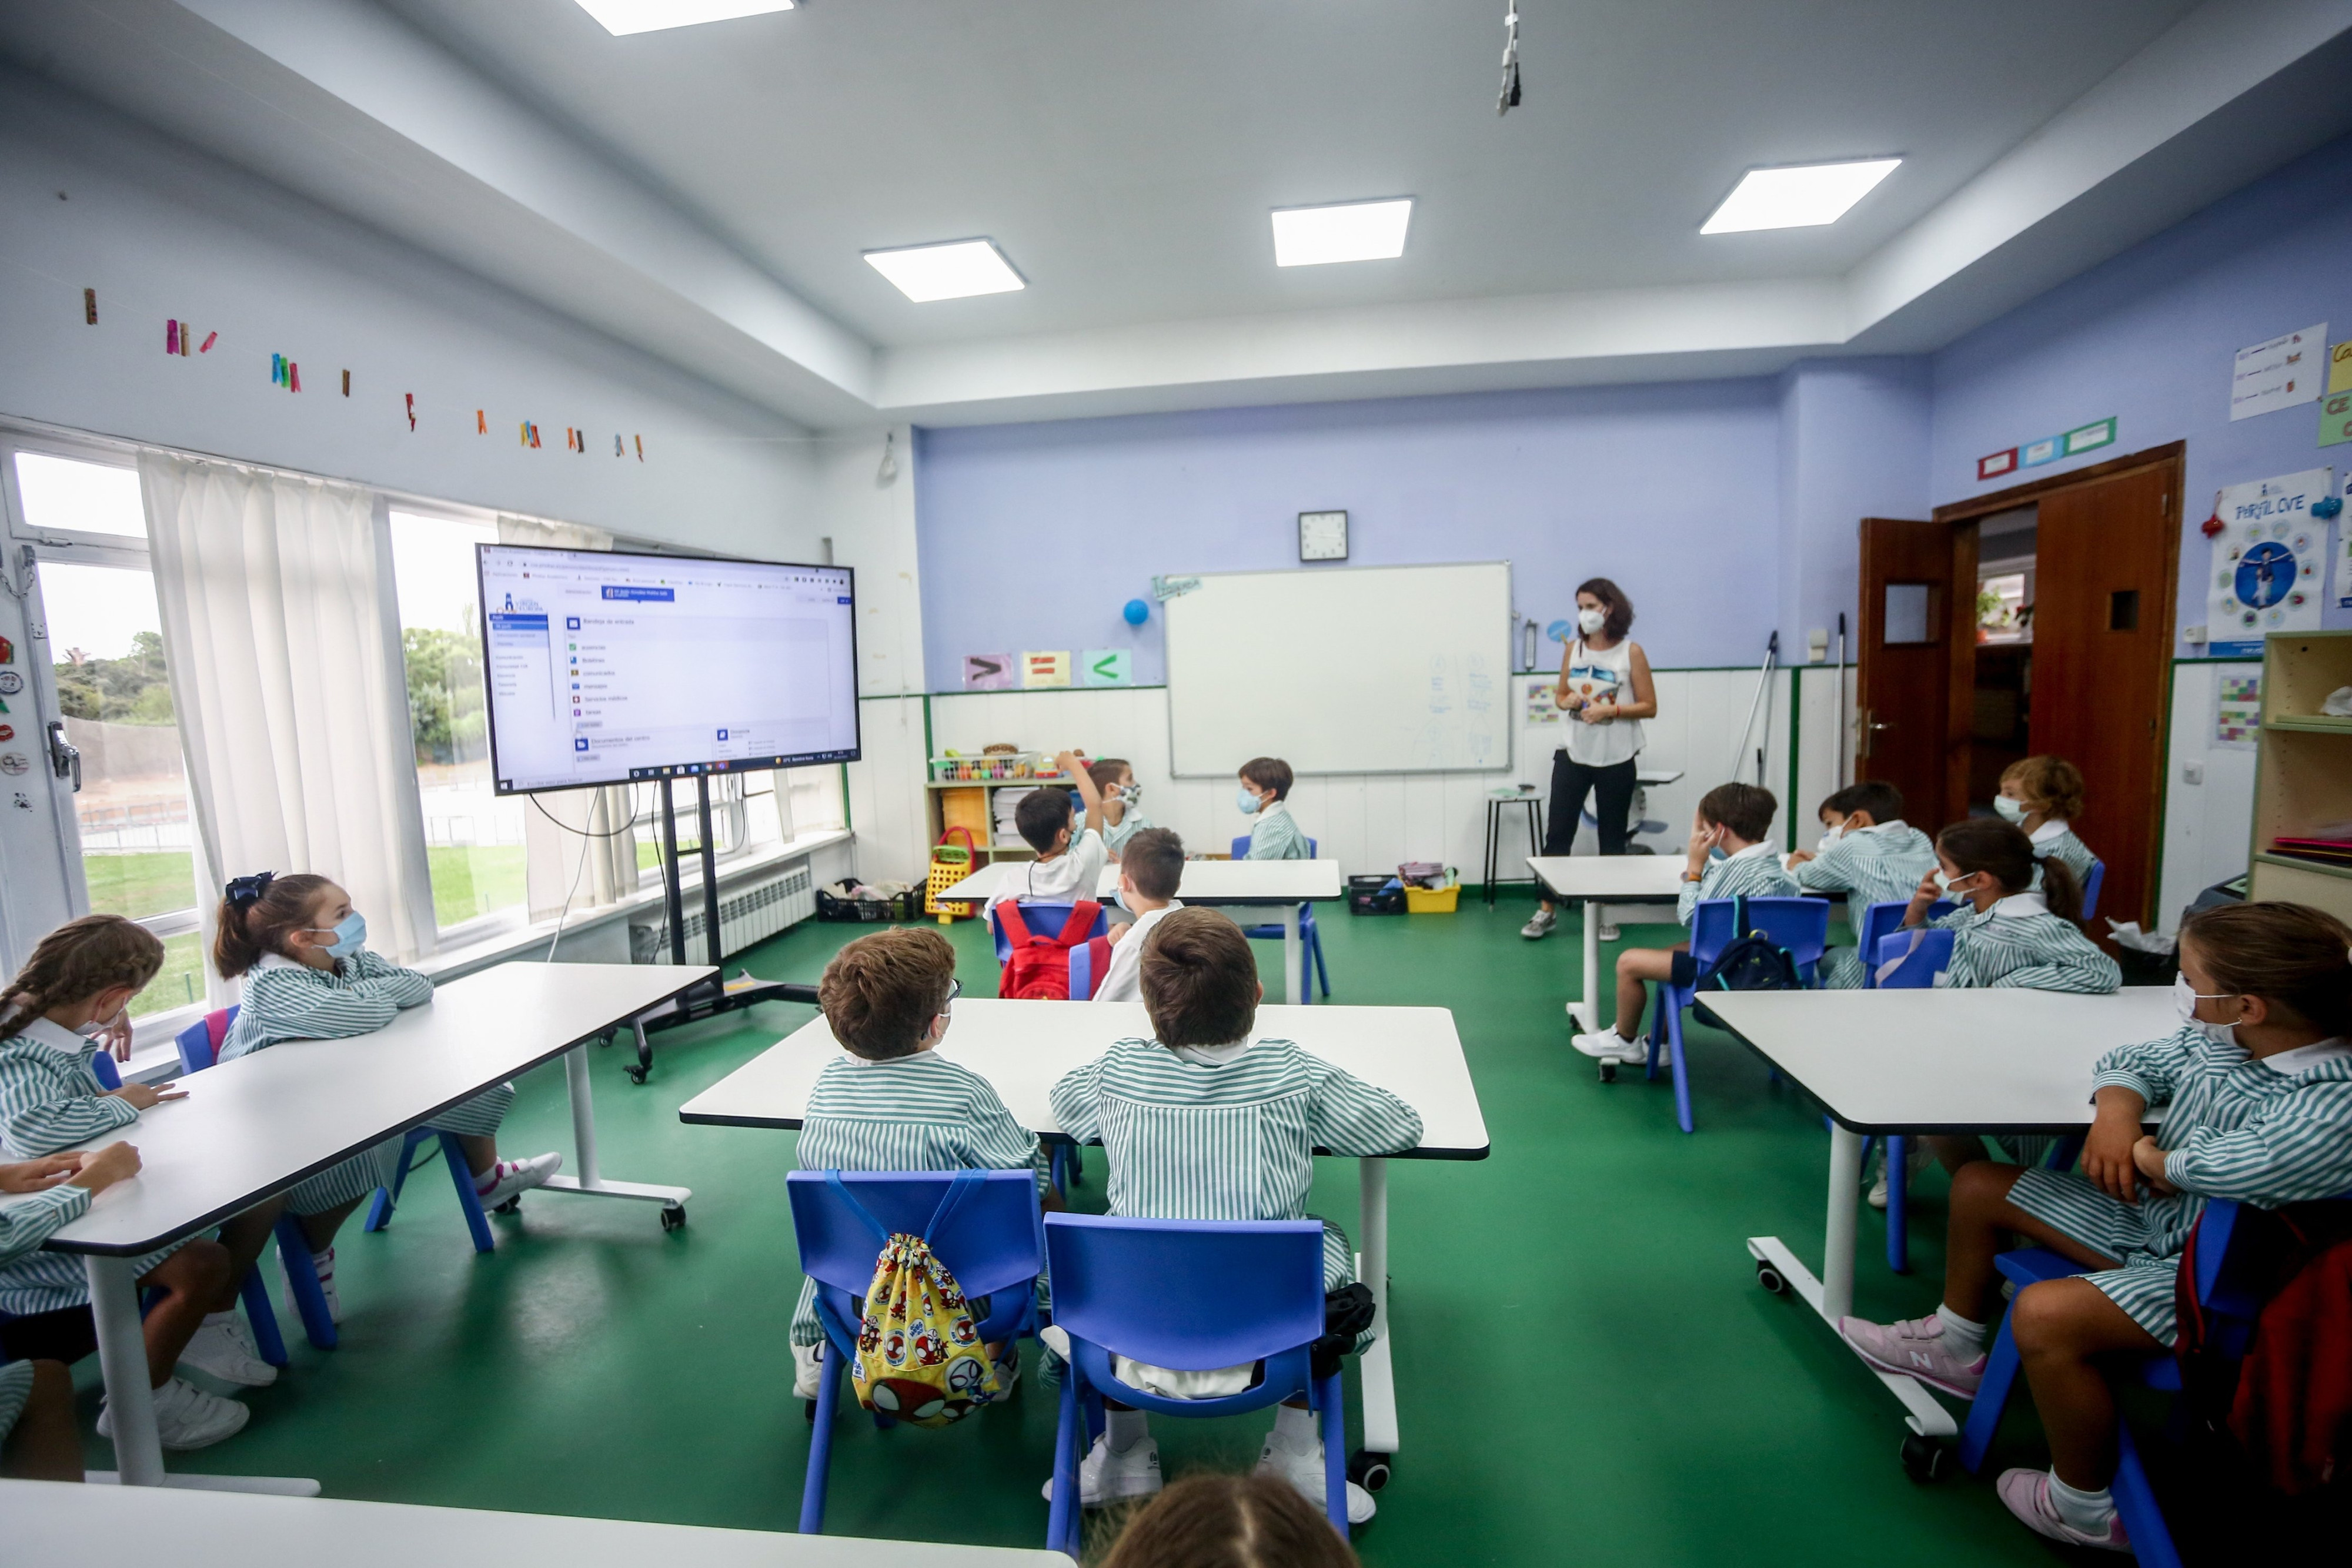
[1164,563,1512,775]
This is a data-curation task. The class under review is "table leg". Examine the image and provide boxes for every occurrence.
[1281,906,1302,1007]
[1357,1156,1397,1455]
[1574,896,1601,1033]
[540,1042,693,1219]
[89,1256,162,1486]
[1822,1124,1862,1322]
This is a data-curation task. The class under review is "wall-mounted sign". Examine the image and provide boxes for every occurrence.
[1977,447,2017,481]
[2231,322,2326,421]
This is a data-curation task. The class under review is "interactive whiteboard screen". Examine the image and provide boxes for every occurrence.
[477,544,858,794]
[1162,562,1512,775]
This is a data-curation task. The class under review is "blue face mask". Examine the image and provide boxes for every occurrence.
[1707,844,1728,862]
[1237,787,1262,815]
[310,912,368,960]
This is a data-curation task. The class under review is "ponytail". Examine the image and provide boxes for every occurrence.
[2181,902,2352,1036]
[1936,817,2084,924]
[0,915,165,1041]
[213,871,333,979]
[2037,856,2084,927]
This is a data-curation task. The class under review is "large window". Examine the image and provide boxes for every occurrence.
[387,512,526,935]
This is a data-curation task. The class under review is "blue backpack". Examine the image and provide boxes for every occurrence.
[1689,895,1804,1029]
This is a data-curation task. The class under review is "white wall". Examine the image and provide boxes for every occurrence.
[2157,660,2261,932]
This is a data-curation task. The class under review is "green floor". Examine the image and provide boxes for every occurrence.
[89,900,2070,1564]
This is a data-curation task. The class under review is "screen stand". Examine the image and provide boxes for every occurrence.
[620,775,816,1085]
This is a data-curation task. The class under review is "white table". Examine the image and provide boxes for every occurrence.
[1526,855,1689,1032]
[679,998,1489,1477]
[1,1477,1068,1565]
[940,859,1344,1005]
[43,961,710,1492]
[1702,988,2177,1457]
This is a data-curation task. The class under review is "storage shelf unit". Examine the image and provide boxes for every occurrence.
[2247,631,2352,922]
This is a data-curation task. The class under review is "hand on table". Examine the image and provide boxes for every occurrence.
[69,1142,141,1194]
[1786,850,1817,867]
[103,1081,186,1111]
[0,1154,84,1194]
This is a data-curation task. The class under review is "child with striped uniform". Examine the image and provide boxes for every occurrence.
[1786,780,1938,991]
[213,874,561,1322]
[1573,782,1798,1064]
[1087,758,1155,859]
[787,927,1046,1400]
[985,750,1109,923]
[1899,818,2117,995]
[1237,757,1312,860]
[1094,828,1185,1003]
[0,1140,144,1479]
[0,915,252,1447]
[1839,901,2352,1552]
[1047,908,1422,1523]
[1997,754,2098,885]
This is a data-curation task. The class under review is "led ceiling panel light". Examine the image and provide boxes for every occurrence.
[1700,159,1900,233]
[1271,198,1414,267]
[863,239,1027,303]
[576,2,794,37]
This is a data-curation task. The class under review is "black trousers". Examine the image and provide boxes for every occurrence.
[1542,751,1638,858]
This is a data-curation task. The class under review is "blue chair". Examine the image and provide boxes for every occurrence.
[363,1128,499,1252]
[2081,858,2106,924]
[1646,896,1829,1134]
[988,901,1112,997]
[93,1043,288,1368]
[1228,836,1331,1004]
[1872,926,1955,989]
[788,1170,1045,1535]
[1956,1196,2300,1566]
[1853,900,1955,988]
[1044,1214,1348,1554]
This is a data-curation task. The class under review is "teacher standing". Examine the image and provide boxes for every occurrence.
[1521,577,1658,940]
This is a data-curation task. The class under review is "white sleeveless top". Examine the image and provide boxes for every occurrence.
[1559,638,1645,767]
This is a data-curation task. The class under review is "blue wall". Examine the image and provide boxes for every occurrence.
[914,380,1787,690]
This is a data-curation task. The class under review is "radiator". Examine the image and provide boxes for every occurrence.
[629,863,815,964]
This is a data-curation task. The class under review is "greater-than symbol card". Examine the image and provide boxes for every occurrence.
[1080,649,1133,687]
[1023,651,1073,689]
[963,653,1014,691]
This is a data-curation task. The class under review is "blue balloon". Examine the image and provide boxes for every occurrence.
[1123,598,1150,626]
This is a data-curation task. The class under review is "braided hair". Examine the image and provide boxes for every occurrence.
[0,915,165,1042]
[213,871,336,979]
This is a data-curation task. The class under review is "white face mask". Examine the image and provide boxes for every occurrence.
[2172,974,2243,1047]
[74,1002,127,1040]
[1818,823,1845,847]
[1992,794,2028,825]
[1577,607,1606,636]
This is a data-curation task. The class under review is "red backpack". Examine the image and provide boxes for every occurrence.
[995,900,1110,1001]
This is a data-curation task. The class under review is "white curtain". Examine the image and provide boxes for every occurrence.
[143,456,436,978]
[499,516,639,918]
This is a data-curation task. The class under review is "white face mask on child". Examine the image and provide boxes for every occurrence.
[2171,974,2243,1048]
[1577,607,1606,636]
[1992,794,2028,825]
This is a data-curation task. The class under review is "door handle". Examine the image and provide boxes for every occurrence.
[45,721,80,793]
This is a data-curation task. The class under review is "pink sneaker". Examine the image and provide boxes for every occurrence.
[1836,1313,1986,1397]
[1996,1469,2130,1552]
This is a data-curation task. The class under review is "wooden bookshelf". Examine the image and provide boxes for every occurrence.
[2248,631,2352,922]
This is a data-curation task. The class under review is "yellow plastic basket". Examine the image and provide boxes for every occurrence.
[1403,880,1459,914]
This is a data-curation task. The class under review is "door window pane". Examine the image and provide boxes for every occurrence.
[14,453,148,540]
[389,513,526,932]
[1883,582,1935,645]
[39,561,203,1017]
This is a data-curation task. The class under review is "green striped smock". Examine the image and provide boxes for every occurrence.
[222,951,512,1214]
[1244,803,1313,861]
[789,1049,1046,1347]
[0,1017,186,1315]
[1797,823,1939,989]
[1929,895,2119,993]
[1103,807,1156,856]
[1677,842,1801,927]
[2009,1030,2352,1340]
[1049,1037,1424,1290]
[0,1183,92,1433]
[2029,821,2098,888]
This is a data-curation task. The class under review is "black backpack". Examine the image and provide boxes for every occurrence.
[1690,895,1804,1030]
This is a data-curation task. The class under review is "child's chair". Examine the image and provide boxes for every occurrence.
[1228,835,1331,1004]
[1871,926,1956,989]
[787,1169,1046,1535]
[92,1043,289,1368]
[1955,1196,2306,1563]
[988,901,1112,997]
[1853,900,1954,988]
[2081,859,2106,923]
[1643,896,1829,1134]
[1043,1213,1349,1554]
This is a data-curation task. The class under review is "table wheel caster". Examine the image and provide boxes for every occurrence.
[623,1064,649,1085]
[660,1204,687,1232]
[1347,1450,1392,1492]
[495,1196,521,1216]
[1597,1059,1617,1082]
[1755,1258,1789,1296]
[1899,1433,1950,1483]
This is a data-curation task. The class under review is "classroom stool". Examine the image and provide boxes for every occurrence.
[789,1171,1045,1536]
[1229,837,1332,1004]
[1044,1214,1352,1554]
[1481,794,1544,905]
[1638,896,1828,1132]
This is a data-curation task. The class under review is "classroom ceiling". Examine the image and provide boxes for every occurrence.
[7,0,2352,429]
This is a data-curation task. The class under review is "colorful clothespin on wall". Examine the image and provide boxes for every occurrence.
[199,332,216,353]
[634,434,644,462]
[181,325,191,357]
[406,393,417,432]
[342,370,350,397]
[614,434,623,457]
[271,353,283,386]
[288,362,301,393]
[477,409,487,434]
[166,320,179,355]
[83,288,98,325]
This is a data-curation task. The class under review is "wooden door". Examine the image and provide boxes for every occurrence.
[1856,518,1969,828]
[2029,462,2179,929]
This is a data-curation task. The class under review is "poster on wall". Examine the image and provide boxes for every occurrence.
[2213,670,2262,750]
[2231,323,2326,420]
[2206,467,2333,656]
[1525,680,1566,725]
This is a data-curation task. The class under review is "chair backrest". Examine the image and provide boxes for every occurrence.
[1855,900,1955,987]
[172,1007,239,1076]
[1872,927,1955,988]
[89,1051,121,1091]
[1689,897,1830,969]
[2081,860,2106,924]
[787,1170,1044,1302]
[988,901,1110,965]
[1227,837,1318,860]
[1045,1213,1326,1371]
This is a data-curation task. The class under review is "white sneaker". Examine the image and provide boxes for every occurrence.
[1257,1433,1376,1524]
[791,1339,825,1400]
[1039,1434,1162,1506]
[178,1317,277,1387]
[98,1376,249,1450]
[283,1245,340,1325]
[1519,907,1556,939]
[1571,1028,1646,1064]
[1837,1313,1986,1398]
[475,1151,563,1209]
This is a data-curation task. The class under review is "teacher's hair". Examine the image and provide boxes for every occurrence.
[1575,577,1633,640]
